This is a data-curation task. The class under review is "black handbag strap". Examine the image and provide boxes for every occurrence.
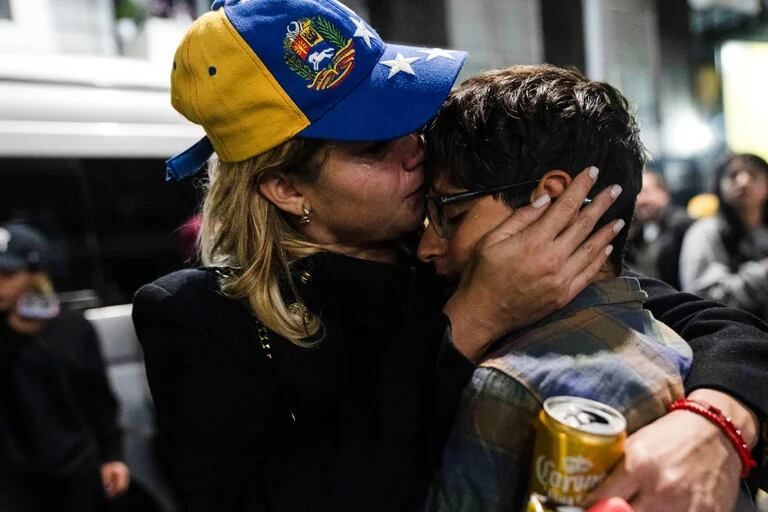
[252,318,297,427]
[207,267,297,427]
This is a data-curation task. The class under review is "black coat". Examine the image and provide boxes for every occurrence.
[0,311,121,478]
[133,252,472,512]
[133,253,768,511]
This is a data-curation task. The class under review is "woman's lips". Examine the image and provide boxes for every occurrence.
[406,183,425,199]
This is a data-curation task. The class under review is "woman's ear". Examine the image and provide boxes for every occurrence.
[531,170,573,203]
[258,174,306,217]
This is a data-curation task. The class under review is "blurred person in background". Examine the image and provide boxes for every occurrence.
[0,222,130,512]
[625,169,693,289]
[680,154,768,321]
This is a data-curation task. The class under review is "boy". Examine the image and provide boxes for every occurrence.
[418,65,692,511]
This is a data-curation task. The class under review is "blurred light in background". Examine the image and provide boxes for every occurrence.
[720,40,768,161]
[663,109,717,158]
[688,0,761,14]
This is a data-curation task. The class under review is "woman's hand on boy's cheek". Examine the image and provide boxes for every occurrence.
[444,166,623,360]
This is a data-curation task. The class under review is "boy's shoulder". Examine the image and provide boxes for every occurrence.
[486,277,649,351]
[478,277,691,433]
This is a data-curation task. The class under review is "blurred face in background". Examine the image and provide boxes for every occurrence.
[0,269,34,313]
[635,172,670,223]
[720,157,768,217]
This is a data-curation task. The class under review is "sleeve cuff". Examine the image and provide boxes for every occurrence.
[437,321,477,384]
[99,443,123,465]
[428,318,477,470]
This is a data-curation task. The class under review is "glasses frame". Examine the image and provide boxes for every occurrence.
[426,179,541,239]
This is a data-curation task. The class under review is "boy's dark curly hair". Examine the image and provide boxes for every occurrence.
[426,64,646,270]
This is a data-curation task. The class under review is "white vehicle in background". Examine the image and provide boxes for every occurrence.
[0,52,202,512]
[0,51,202,303]
[0,52,200,159]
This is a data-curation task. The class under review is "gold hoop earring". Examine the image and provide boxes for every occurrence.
[299,203,312,225]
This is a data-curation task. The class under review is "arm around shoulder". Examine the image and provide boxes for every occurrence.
[632,272,768,484]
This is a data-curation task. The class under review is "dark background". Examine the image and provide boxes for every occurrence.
[0,157,199,306]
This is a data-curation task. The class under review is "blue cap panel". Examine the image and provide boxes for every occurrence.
[166,136,214,181]
[224,0,385,122]
[299,44,467,142]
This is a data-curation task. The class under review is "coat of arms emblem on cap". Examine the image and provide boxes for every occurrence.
[283,16,356,91]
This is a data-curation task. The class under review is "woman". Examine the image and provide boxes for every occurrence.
[680,154,768,321]
[133,1,766,511]
[0,222,129,512]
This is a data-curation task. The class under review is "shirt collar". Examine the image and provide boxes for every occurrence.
[539,277,648,325]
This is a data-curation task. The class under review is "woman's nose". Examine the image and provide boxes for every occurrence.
[417,220,445,263]
[398,133,425,172]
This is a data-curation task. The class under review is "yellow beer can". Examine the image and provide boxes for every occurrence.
[528,396,626,508]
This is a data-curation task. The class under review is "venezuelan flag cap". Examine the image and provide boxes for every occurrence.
[166,0,467,180]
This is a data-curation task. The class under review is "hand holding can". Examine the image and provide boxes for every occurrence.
[528,397,627,509]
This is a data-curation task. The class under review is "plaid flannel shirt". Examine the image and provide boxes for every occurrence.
[426,277,692,512]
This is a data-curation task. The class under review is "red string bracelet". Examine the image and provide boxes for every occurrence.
[668,398,757,478]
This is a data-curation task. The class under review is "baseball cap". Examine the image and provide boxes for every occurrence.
[0,223,50,272]
[165,0,467,181]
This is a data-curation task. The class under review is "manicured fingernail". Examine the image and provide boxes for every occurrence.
[613,219,626,233]
[605,245,614,256]
[589,166,599,180]
[531,194,551,208]
[610,184,623,199]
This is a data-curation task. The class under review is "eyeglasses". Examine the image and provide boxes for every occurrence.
[426,180,540,239]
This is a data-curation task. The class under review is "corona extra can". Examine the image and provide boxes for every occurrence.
[528,396,626,509]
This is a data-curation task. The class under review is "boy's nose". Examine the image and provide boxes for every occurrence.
[417,220,445,263]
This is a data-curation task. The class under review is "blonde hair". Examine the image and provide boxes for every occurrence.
[200,138,327,346]
[31,272,55,296]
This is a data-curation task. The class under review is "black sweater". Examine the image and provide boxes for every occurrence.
[0,311,121,478]
[132,253,768,512]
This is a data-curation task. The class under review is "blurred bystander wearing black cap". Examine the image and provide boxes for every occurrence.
[0,223,50,272]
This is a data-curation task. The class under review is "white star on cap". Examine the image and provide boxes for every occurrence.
[418,48,457,61]
[350,17,375,49]
[380,53,420,79]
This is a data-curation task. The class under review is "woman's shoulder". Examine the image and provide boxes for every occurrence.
[42,309,95,344]
[132,268,242,333]
[133,269,270,371]
[139,268,219,295]
[48,308,91,331]
[134,268,221,308]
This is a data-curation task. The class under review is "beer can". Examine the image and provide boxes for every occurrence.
[528,396,626,508]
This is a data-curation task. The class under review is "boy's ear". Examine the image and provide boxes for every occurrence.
[531,170,573,202]
[258,173,306,217]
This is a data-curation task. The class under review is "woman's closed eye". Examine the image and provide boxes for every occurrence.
[357,140,394,158]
